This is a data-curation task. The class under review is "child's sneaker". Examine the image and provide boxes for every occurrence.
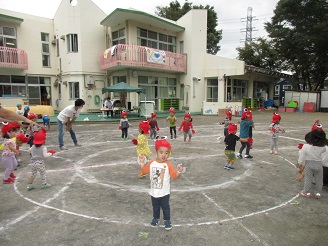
[138,173,147,178]
[27,184,35,190]
[224,164,234,170]
[150,218,159,227]
[237,153,242,159]
[299,191,311,198]
[269,150,273,154]
[314,193,321,199]
[41,183,51,189]
[10,173,16,179]
[245,155,253,158]
[3,178,15,184]
[164,220,172,230]
[274,151,278,155]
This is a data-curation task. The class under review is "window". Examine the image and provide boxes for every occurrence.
[58,83,62,100]
[112,28,126,45]
[138,76,177,110]
[67,34,78,53]
[0,75,26,97]
[179,41,184,54]
[27,77,51,105]
[226,79,247,102]
[283,85,292,90]
[0,26,17,48]
[41,33,50,67]
[69,82,80,99]
[275,85,279,96]
[207,79,218,102]
[137,28,176,52]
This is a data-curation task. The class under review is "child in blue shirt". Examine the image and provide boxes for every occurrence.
[237,116,254,159]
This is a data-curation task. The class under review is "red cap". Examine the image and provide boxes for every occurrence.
[169,107,175,113]
[33,129,47,144]
[121,110,127,117]
[184,112,191,118]
[151,113,156,118]
[16,133,30,143]
[1,122,20,136]
[155,138,171,151]
[139,120,150,134]
[28,113,38,120]
[228,123,237,134]
[312,124,323,131]
[272,112,281,123]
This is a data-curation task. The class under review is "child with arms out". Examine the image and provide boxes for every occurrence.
[139,138,183,230]
[178,112,195,143]
[132,120,151,177]
[27,129,55,190]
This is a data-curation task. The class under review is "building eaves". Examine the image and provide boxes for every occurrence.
[245,65,293,79]
[100,8,185,32]
[0,13,24,25]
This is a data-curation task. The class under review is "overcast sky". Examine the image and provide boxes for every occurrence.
[0,0,279,59]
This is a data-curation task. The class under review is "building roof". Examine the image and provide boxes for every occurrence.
[100,8,185,32]
[245,65,293,79]
[0,13,24,25]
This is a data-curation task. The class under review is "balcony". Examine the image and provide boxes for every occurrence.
[100,44,186,73]
[0,46,28,70]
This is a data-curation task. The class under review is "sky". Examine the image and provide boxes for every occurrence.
[0,0,280,59]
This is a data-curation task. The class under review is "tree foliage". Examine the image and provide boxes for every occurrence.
[155,0,222,55]
[265,0,328,91]
[236,38,287,71]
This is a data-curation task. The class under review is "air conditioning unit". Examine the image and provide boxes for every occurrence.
[51,39,57,45]
[86,75,95,85]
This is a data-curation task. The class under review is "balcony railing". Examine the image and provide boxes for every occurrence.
[0,46,28,70]
[100,44,186,73]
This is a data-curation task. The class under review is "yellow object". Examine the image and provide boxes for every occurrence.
[0,137,17,150]
[3,105,55,116]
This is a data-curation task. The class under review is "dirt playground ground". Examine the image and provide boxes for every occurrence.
[1,110,328,246]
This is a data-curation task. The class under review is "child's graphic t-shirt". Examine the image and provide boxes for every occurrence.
[141,160,179,198]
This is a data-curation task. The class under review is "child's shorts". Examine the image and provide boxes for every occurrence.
[225,150,236,160]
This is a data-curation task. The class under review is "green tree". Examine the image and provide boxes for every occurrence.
[265,0,328,91]
[237,38,286,71]
[155,0,222,55]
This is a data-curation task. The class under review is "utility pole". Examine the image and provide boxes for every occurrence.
[241,7,258,45]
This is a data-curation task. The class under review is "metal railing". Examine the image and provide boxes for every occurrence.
[0,46,28,69]
[100,44,186,73]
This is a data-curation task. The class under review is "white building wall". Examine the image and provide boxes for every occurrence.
[177,9,207,112]
[53,0,106,111]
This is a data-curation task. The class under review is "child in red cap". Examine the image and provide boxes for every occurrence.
[166,107,177,139]
[178,112,195,143]
[132,120,151,177]
[139,138,183,230]
[224,123,240,170]
[119,111,131,140]
[1,122,20,184]
[149,113,160,139]
[269,112,285,154]
[27,129,55,190]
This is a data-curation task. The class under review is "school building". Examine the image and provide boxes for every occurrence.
[0,0,292,115]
